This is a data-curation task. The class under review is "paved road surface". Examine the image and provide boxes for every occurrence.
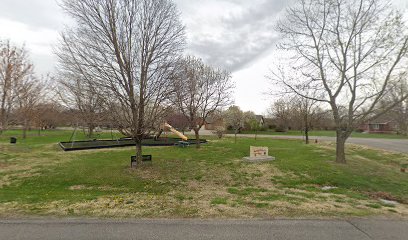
[221,134,408,154]
[0,219,407,240]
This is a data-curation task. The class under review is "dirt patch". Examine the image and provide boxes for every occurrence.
[368,192,402,202]
[0,162,10,168]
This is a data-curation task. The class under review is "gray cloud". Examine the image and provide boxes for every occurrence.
[182,0,290,71]
[0,0,63,30]
[1,0,405,75]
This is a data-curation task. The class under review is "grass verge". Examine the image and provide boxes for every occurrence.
[0,129,407,218]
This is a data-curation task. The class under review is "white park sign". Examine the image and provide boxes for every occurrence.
[243,146,275,162]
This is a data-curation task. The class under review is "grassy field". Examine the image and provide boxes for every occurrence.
[0,129,407,218]
[229,130,408,139]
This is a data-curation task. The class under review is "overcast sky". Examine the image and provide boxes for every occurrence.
[0,0,407,114]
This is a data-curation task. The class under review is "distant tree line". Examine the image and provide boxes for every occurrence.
[0,40,56,138]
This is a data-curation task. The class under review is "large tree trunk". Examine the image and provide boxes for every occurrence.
[335,130,347,164]
[194,128,200,148]
[22,128,27,139]
[305,127,309,144]
[304,112,309,144]
[133,123,144,165]
[1,93,7,136]
[134,137,143,167]
[130,99,143,167]
[0,110,6,135]
[88,125,94,138]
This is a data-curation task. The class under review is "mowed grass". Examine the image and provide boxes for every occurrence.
[231,130,408,139]
[0,129,407,218]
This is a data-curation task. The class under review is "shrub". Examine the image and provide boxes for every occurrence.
[212,126,226,139]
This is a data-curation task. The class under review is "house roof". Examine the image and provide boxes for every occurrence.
[368,121,391,125]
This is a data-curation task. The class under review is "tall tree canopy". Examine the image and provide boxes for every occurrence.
[273,0,408,163]
[57,0,186,164]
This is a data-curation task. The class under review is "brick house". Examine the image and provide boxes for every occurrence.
[358,116,396,134]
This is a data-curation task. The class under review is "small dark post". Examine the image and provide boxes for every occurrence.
[10,137,17,144]
[131,156,137,168]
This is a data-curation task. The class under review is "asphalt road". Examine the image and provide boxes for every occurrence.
[0,219,406,240]
[223,134,408,154]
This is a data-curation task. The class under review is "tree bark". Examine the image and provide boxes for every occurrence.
[305,127,309,144]
[1,86,9,136]
[304,112,309,144]
[335,130,347,164]
[194,128,200,148]
[0,109,7,135]
[88,125,94,138]
[22,128,27,139]
[134,138,143,167]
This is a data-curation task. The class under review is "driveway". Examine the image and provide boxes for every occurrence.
[0,218,407,240]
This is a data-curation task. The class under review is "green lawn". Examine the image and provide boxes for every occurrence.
[0,129,407,218]
[230,130,408,139]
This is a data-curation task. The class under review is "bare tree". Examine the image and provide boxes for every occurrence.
[15,75,47,139]
[57,72,106,138]
[171,56,233,148]
[0,40,33,134]
[247,112,260,140]
[291,95,319,144]
[381,78,408,135]
[57,0,185,165]
[224,105,246,143]
[392,82,408,136]
[32,102,64,134]
[273,0,408,163]
[267,96,330,138]
[267,99,292,132]
[166,112,190,134]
